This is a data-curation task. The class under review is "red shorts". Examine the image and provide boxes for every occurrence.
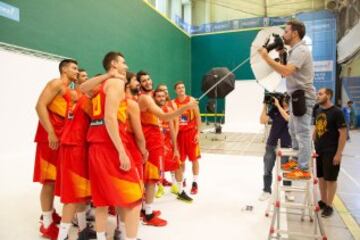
[163,140,180,172]
[88,143,143,207]
[126,133,144,180]
[55,145,91,204]
[143,147,163,184]
[143,126,164,184]
[33,142,59,184]
[177,128,201,162]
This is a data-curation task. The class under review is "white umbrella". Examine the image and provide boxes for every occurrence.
[250,26,288,93]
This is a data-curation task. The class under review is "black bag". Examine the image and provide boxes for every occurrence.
[291,90,306,116]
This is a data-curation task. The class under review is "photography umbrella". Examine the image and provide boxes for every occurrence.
[201,67,235,99]
[250,26,288,92]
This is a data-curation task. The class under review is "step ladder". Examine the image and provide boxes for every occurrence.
[266,148,327,240]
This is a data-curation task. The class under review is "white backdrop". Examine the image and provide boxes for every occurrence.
[223,80,264,133]
[0,48,60,193]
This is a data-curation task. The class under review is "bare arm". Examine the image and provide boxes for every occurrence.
[333,128,347,165]
[171,101,179,136]
[127,100,148,159]
[274,98,289,122]
[260,104,269,124]
[192,97,201,143]
[139,95,197,121]
[35,79,63,149]
[103,78,130,171]
[80,72,113,94]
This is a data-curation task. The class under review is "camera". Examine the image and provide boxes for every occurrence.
[263,92,289,107]
[263,34,285,52]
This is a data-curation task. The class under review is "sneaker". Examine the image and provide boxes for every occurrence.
[40,222,59,240]
[190,182,198,195]
[155,184,165,198]
[162,178,172,187]
[284,169,311,180]
[40,211,62,225]
[140,209,161,219]
[281,160,298,171]
[318,200,326,210]
[77,225,96,240]
[177,191,193,203]
[258,191,271,201]
[321,205,333,218]
[142,214,167,227]
[113,229,121,240]
[170,184,179,195]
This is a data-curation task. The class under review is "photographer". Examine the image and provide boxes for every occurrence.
[259,94,293,201]
[258,20,316,179]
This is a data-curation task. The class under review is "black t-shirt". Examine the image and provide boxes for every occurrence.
[267,109,292,147]
[314,105,347,152]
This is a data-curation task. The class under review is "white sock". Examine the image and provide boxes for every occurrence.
[171,172,176,184]
[42,211,53,228]
[193,175,199,183]
[96,232,106,240]
[57,222,71,240]
[144,203,152,215]
[177,181,183,193]
[76,210,87,231]
[120,221,126,240]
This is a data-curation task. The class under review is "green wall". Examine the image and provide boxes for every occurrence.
[191,30,259,116]
[0,0,191,97]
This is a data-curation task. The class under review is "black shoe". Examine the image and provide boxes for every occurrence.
[318,200,326,210]
[177,190,193,203]
[113,229,122,240]
[321,205,333,218]
[77,225,96,240]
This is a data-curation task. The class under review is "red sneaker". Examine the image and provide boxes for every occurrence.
[141,210,161,219]
[40,211,61,225]
[190,182,198,195]
[142,215,167,227]
[162,178,172,187]
[40,222,59,240]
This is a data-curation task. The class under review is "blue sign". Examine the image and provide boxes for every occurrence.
[0,1,19,22]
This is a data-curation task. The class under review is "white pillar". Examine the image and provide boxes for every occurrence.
[170,0,182,22]
[183,0,192,24]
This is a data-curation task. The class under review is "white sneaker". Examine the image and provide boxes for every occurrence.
[258,192,271,201]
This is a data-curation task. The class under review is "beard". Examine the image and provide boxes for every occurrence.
[130,87,140,96]
[141,86,152,92]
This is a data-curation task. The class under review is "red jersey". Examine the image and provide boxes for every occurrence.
[34,88,73,142]
[174,96,197,132]
[87,83,128,144]
[61,95,91,145]
[160,105,171,142]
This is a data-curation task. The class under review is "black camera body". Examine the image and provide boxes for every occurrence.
[263,92,289,107]
[264,34,285,52]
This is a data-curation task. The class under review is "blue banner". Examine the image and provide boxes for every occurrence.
[0,1,19,22]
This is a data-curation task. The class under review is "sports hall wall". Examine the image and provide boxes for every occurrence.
[0,0,191,95]
[191,29,258,117]
[190,11,337,119]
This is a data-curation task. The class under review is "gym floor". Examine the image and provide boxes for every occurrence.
[0,127,359,239]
